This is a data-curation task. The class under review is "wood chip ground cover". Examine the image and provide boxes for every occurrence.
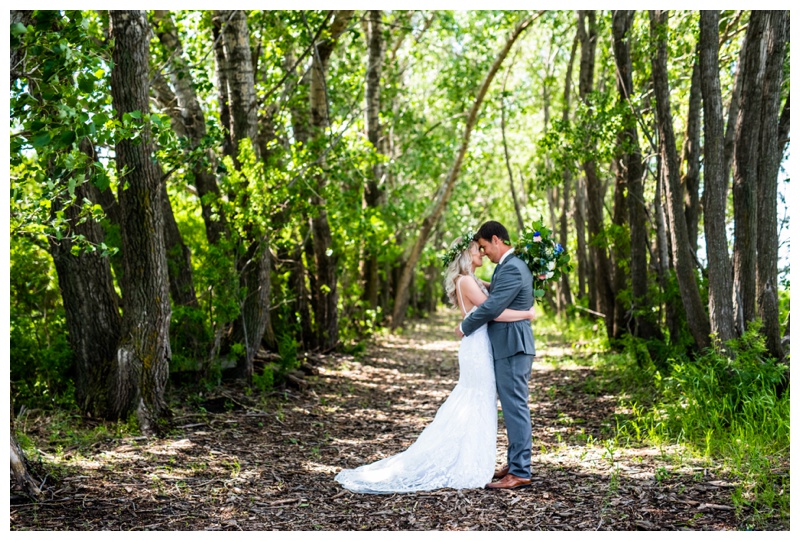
[10,311,785,530]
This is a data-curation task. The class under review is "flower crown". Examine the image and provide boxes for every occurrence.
[440,231,476,267]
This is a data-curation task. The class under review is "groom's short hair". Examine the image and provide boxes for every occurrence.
[475,221,510,243]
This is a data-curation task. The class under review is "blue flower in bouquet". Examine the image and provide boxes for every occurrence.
[513,220,573,302]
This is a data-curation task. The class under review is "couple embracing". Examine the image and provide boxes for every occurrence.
[335,221,536,493]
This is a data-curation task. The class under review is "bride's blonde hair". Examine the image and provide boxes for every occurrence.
[443,237,477,307]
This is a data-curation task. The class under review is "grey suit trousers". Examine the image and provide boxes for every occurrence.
[494,351,533,478]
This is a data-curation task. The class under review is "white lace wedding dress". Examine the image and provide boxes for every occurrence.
[335,281,497,493]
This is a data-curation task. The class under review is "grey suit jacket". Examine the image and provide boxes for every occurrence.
[461,253,536,360]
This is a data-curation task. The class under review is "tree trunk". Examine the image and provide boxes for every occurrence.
[10,430,41,499]
[19,14,126,416]
[574,176,589,302]
[756,11,788,360]
[611,144,628,339]
[49,142,122,417]
[160,181,199,308]
[212,16,235,167]
[654,162,680,343]
[649,10,710,351]
[732,11,767,334]
[152,10,228,246]
[282,47,315,349]
[285,47,313,148]
[213,10,273,375]
[502,86,525,234]
[681,56,702,255]
[608,12,629,339]
[612,10,662,342]
[292,231,315,350]
[109,10,172,434]
[391,14,537,328]
[558,31,578,311]
[723,34,746,187]
[362,10,385,312]
[699,10,737,345]
[577,10,615,337]
[308,10,354,349]
[10,11,34,88]
[777,91,790,154]
[146,28,203,338]
[541,40,557,270]
[215,10,260,166]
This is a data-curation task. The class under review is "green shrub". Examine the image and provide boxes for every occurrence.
[9,238,76,409]
[658,321,788,449]
[613,321,790,526]
[252,365,275,393]
[170,304,212,373]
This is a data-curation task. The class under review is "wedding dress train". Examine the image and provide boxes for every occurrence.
[334,306,497,493]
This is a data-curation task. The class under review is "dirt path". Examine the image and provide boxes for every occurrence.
[11,310,747,530]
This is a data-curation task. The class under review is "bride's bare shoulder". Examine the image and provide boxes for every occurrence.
[458,275,484,296]
[456,274,473,286]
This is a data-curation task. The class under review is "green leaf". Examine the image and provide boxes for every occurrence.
[31,133,51,148]
[92,169,110,192]
[10,22,28,36]
[78,76,95,93]
[534,289,545,298]
[59,130,76,147]
[128,110,142,119]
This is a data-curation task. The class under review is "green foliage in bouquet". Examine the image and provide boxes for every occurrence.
[514,219,573,302]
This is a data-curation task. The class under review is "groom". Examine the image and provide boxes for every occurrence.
[456,220,536,489]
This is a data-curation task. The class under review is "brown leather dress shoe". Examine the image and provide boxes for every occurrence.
[493,465,509,479]
[485,474,532,490]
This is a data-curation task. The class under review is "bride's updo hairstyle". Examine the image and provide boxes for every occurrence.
[443,236,476,307]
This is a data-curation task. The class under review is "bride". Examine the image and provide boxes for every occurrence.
[334,235,535,493]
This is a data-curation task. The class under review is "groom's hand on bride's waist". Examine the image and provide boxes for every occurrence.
[455,324,465,338]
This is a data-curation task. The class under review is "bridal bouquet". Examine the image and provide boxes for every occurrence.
[514,219,572,301]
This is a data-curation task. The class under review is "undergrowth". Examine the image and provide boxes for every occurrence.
[543,311,791,530]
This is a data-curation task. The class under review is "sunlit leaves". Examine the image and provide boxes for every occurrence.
[10,10,117,249]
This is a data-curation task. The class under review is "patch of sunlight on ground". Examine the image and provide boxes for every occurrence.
[304,460,339,475]
[145,438,195,455]
[419,339,460,351]
[536,443,704,481]
[531,360,590,373]
[537,343,574,360]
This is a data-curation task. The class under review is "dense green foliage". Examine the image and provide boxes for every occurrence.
[9,240,74,407]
